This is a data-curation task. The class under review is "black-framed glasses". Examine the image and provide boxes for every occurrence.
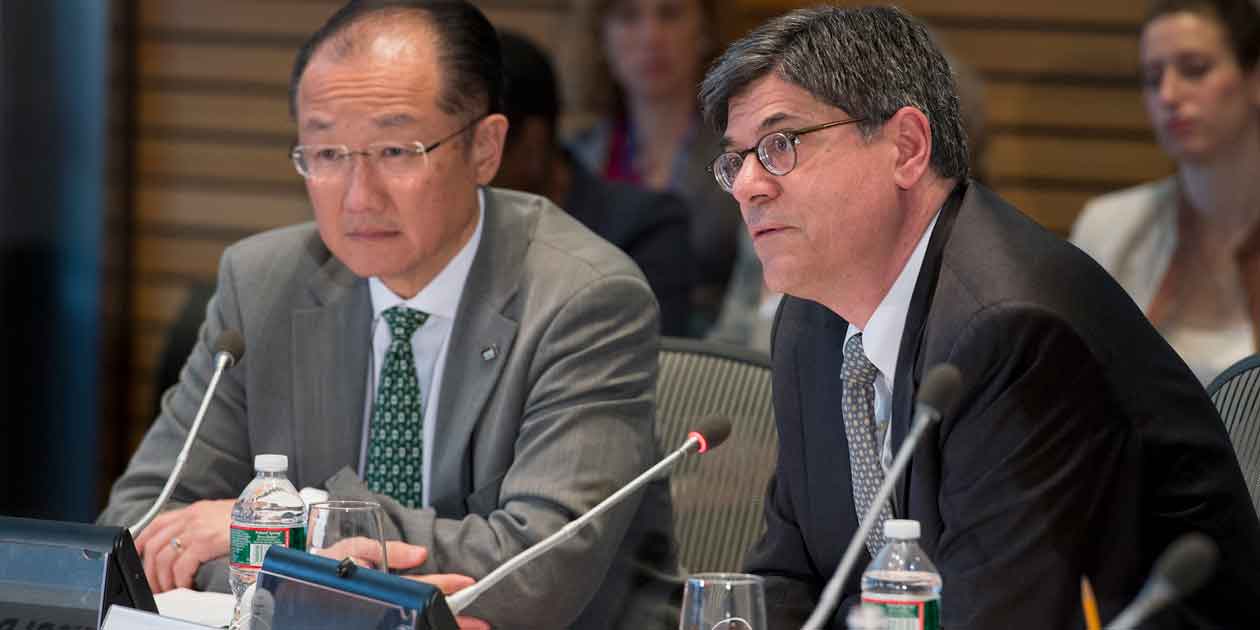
[291,114,487,180]
[707,118,866,193]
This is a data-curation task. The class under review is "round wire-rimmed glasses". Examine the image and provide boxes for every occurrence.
[291,114,486,180]
[707,117,866,193]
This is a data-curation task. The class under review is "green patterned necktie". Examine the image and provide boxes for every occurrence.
[366,305,429,508]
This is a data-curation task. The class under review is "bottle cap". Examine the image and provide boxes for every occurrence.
[255,454,288,472]
[884,519,920,540]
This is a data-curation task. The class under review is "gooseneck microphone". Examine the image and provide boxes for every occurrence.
[803,363,964,630]
[129,329,246,536]
[446,416,733,614]
[1104,532,1218,629]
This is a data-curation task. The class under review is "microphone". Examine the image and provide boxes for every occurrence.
[446,416,733,614]
[1104,533,1218,629]
[129,329,246,536]
[803,363,964,630]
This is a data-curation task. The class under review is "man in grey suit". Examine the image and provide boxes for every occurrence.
[98,1,679,628]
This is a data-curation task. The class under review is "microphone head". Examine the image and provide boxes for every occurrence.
[213,329,246,367]
[688,416,733,454]
[916,363,963,419]
[1154,532,1218,596]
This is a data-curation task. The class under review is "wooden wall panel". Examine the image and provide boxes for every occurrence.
[740,0,1149,25]
[127,0,1164,438]
[985,84,1149,131]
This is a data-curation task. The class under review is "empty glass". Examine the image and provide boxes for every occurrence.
[305,500,389,571]
[680,572,767,630]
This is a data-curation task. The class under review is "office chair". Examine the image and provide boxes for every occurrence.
[1207,353,1260,514]
[656,337,777,573]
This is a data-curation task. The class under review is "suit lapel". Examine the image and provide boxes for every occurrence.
[430,189,523,512]
[292,255,372,487]
[800,304,862,568]
[889,181,967,513]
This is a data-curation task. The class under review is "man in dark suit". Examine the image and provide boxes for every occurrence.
[698,5,1260,629]
[492,31,693,337]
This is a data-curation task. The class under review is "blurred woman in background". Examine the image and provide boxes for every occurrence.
[570,0,740,336]
[1072,0,1260,384]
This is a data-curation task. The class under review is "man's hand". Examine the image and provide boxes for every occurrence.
[133,499,233,593]
[386,542,491,630]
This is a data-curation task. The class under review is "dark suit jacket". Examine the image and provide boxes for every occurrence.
[564,156,694,337]
[748,182,1260,629]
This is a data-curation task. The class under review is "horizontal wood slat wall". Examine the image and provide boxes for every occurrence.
[128,0,1165,443]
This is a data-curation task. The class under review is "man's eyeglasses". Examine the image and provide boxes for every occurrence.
[707,118,866,193]
[291,114,486,180]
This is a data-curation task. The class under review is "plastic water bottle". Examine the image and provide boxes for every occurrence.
[860,519,941,630]
[228,454,307,620]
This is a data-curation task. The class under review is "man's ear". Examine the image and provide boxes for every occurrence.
[888,106,933,190]
[472,113,509,185]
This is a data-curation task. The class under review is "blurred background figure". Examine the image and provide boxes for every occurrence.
[493,30,693,336]
[570,0,740,336]
[1072,0,1260,384]
[708,41,991,354]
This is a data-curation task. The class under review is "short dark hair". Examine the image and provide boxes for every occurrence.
[1144,0,1260,71]
[289,0,503,118]
[699,5,969,180]
[498,30,560,140]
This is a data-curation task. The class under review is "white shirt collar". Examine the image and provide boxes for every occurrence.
[369,188,485,320]
[846,210,941,393]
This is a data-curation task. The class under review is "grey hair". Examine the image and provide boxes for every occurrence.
[699,5,969,180]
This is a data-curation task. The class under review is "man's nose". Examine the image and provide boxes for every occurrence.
[730,156,778,208]
[341,155,387,213]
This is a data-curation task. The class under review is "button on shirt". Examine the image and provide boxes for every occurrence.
[845,211,940,472]
[359,191,485,507]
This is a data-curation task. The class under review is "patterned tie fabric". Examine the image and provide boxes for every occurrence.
[841,333,896,558]
[366,306,428,508]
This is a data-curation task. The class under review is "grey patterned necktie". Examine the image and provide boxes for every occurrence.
[366,306,429,508]
[842,333,896,557]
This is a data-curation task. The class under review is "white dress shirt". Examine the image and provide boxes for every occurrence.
[845,210,940,472]
[358,191,485,507]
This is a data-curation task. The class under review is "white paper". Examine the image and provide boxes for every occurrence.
[103,604,218,629]
[154,588,235,627]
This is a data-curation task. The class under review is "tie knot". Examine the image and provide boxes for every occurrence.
[843,333,879,388]
[382,306,428,341]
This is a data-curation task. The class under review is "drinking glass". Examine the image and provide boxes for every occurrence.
[679,572,767,630]
[305,500,390,571]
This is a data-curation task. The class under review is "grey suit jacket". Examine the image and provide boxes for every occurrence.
[100,188,681,629]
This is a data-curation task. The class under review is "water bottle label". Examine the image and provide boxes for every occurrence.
[229,524,307,570]
[860,593,940,630]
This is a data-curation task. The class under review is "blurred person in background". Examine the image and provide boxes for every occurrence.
[1072,0,1260,384]
[493,30,693,336]
[570,0,740,336]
